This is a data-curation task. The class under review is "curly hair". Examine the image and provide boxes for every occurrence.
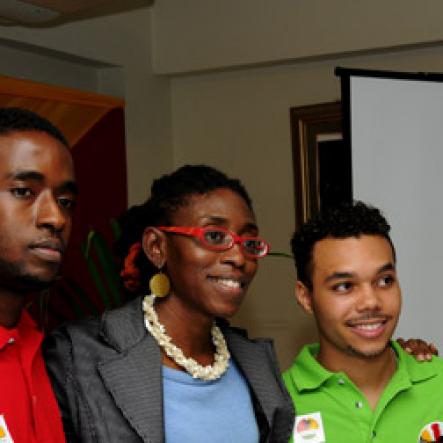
[116,164,253,293]
[0,107,68,147]
[291,201,395,289]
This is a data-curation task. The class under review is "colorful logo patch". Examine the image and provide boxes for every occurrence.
[293,412,325,443]
[0,415,14,442]
[419,422,443,442]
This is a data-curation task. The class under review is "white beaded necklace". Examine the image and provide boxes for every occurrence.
[142,295,230,381]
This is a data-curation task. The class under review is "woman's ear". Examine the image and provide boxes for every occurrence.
[142,227,168,269]
[295,280,314,315]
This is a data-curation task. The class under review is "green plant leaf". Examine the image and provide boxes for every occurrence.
[110,218,121,241]
[267,251,293,259]
[81,240,112,310]
[89,231,123,307]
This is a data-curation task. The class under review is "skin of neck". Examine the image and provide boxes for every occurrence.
[317,339,397,409]
[154,294,216,369]
[0,290,26,328]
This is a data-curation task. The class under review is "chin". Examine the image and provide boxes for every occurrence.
[347,341,391,359]
[16,270,59,292]
[0,260,58,292]
[211,302,242,320]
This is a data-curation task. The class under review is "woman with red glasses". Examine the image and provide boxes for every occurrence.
[45,165,295,443]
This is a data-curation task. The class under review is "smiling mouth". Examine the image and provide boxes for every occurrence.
[208,276,247,290]
[346,317,390,338]
[354,322,385,331]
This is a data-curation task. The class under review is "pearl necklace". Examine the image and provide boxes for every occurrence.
[142,295,230,381]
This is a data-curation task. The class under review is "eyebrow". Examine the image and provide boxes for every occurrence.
[324,262,395,283]
[9,170,78,195]
[9,170,45,182]
[377,263,396,273]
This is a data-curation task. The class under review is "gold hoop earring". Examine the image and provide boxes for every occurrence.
[149,269,170,298]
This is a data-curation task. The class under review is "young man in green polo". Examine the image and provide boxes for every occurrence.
[284,201,443,443]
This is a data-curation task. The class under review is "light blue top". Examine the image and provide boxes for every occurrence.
[162,359,259,443]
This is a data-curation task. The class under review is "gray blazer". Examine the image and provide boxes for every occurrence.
[44,297,295,443]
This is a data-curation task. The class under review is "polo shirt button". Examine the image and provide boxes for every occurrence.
[355,401,363,409]
[8,337,15,344]
[337,378,345,385]
[372,430,377,438]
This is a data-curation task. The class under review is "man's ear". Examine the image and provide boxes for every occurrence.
[142,227,168,269]
[295,280,314,315]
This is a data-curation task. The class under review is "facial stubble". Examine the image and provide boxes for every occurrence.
[0,255,59,293]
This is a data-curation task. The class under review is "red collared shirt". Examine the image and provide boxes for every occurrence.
[0,311,65,443]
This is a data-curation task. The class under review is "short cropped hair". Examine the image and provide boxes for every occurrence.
[291,201,395,289]
[0,107,68,147]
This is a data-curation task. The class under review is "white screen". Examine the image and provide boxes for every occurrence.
[351,74,443,347]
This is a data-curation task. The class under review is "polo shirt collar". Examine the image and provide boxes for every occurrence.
[391,340,437,384]
[293,341,438,394]
[292,343,335,391]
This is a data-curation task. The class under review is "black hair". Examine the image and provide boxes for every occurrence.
[116,164,253,292]
[0,107,68,147]
[291,200,395,289]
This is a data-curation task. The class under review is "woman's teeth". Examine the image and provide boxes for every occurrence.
[212,277,241,289]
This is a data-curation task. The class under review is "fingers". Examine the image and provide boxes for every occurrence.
[429,342,438,356]
[396,337,438,361]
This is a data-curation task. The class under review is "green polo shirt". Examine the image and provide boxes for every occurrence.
[283,341,443,443]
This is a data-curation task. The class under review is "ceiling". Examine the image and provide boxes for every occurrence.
[0,0,153,26]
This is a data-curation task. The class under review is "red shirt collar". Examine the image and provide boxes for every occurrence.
[0,310,41,351]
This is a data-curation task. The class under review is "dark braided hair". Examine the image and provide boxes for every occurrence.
[291,201,395,289]
[0,107,68,147]
[117,165,253,293]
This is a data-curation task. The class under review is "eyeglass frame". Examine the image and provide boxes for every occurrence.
[157,226,270,258]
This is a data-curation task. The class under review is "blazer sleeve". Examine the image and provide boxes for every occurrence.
[43,327,81,443]
[263,339,295,442]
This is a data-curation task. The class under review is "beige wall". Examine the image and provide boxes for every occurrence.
[0,7,173,206]
[152,0,443,74]
[0,40,104,91]
[170,44,443,368]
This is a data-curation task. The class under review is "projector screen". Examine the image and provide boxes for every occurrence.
[338,68,443,347]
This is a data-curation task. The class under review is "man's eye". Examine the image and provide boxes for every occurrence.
[378,275,395,288]
[10,188,33,198]
[58,197,76,210]
[332,282,353,293]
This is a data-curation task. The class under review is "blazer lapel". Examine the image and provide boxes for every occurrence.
[224,328,280,428]
[97,298,164,443]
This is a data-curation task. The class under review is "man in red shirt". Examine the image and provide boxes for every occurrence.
[0,108,76,443]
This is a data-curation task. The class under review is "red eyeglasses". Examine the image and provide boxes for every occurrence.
[158,226,270,258]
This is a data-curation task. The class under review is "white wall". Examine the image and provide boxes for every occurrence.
[351,75,443,349]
